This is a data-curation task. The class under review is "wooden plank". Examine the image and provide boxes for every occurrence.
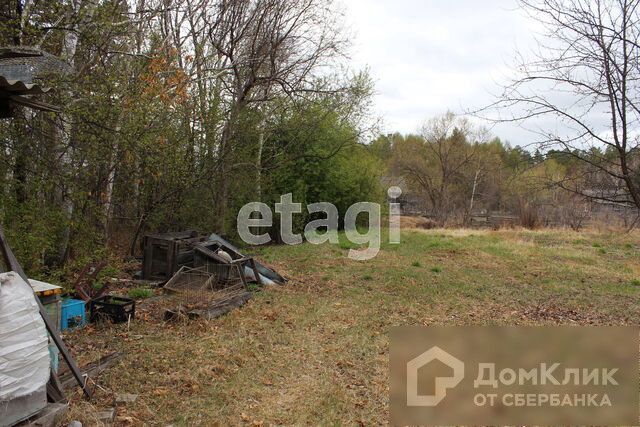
[236,263,249,288]
[19,402,68,427]
[142,236,152,280]
[248,258,263,286]
[0,226,26,276]
[167,240,177,278]
[146,230,197,240]
[59,352,122,390]
[0,225,92,400]
[46,369,66,403]
[187,291,252,320]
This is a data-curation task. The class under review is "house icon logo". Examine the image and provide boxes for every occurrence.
[406,346,464,406]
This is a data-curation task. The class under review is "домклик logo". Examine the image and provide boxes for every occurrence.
[406,346,464,406]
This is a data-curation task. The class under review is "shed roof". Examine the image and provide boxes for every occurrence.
[0,75,49,95]
[0,46,70,84]
[0,47,62,116]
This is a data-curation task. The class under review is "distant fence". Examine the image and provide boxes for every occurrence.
[470,214,520,228]
[470,208,639,229]
[401,202,639,229]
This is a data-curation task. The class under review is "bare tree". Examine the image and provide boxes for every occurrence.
[205,0,348,232]
[486,0,640,212]
[391,112,487,224]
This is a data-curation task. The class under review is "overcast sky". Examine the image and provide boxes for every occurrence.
[344,0,541,146]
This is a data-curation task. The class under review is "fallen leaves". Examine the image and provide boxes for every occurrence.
[60,228,640,425]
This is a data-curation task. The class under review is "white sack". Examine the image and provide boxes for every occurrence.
[0,272,50,400]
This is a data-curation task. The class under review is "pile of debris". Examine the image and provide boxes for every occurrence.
[141,231,285,321]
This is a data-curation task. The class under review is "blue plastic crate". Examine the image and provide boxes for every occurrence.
[61,298,86,330]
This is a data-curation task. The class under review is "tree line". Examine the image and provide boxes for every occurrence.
[1,0,639,277]
[375,112,639,229]
[0,0,381,274]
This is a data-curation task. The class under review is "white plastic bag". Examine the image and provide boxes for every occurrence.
[0,272,50,400]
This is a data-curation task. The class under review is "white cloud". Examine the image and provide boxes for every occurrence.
[343,0,540,144]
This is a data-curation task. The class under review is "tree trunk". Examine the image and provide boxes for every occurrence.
[467,168,480,225]
[215,99,244,234]
[103,116,124,242]
[256,117,266,202]
[56,0,82,264]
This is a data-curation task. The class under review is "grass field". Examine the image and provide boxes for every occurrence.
[64,226,640,425]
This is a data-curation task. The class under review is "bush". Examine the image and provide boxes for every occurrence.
[128,287,153,299]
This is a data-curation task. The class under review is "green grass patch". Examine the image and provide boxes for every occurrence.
[67,227,640,426]
[127,287,154,299]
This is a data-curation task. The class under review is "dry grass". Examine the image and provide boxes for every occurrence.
[60,227,640,426]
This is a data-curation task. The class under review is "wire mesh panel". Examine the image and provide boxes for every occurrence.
[163,266,216,293]
[162,265,247,312]
[198,262,247,287]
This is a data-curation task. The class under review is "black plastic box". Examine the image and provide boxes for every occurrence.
[89,295,135,324]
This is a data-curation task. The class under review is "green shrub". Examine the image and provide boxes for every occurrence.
[128,287,153,299]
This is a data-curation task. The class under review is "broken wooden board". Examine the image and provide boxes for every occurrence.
[59,352,122,390]
[164,291,252,321]
[193,292,252,320]
[16,402,68,427]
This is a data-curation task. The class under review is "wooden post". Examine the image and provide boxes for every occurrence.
[248,258,263,286]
